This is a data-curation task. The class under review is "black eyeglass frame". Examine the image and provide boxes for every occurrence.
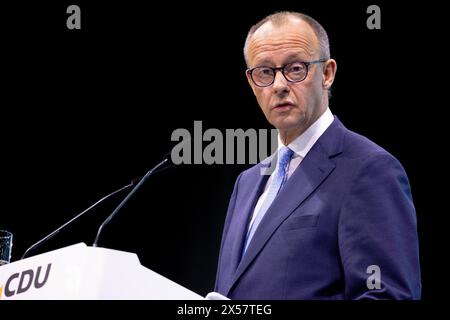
[246,59,328,87]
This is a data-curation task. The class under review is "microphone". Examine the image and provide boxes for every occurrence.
[92,156,171,247]
[21,180,137,260]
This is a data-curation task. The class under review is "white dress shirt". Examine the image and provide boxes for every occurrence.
[248,108,334,229]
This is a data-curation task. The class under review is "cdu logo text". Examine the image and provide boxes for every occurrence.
[0,263,52,299]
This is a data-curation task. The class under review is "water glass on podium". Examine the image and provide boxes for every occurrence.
[0,230,13,266]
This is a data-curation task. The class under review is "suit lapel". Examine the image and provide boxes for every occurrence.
[225,165,269,277]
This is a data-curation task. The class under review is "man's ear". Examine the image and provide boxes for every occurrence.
[246,71,258,96]
[322,59,337,90]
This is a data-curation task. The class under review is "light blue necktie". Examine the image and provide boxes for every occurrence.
[242,146,294,256]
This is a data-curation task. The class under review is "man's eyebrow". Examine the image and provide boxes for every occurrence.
[253,59,274,67]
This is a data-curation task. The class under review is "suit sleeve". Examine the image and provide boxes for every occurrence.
[214,172,242,291]
[338,152,421,299]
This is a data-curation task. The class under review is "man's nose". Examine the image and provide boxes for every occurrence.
[272,70,290,95]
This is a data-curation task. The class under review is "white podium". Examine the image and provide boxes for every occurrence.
[0,243,205,300]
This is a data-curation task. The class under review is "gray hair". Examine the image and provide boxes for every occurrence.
[243,11,331,67]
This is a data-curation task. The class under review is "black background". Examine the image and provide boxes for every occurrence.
[1,0,444,305]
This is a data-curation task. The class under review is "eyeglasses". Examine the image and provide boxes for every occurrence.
[246,59,327,87]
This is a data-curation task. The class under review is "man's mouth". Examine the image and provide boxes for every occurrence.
[273,102,295,110]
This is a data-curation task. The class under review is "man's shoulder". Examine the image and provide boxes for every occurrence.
[327,117,400,163]
[335,122,406,174]
[343,128,389,158]
[238,160,268,180]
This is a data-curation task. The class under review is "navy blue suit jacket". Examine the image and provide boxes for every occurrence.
[215,117,421,299]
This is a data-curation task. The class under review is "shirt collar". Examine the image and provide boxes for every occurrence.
[277,107,334,159]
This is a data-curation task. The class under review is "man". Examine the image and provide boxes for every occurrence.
[214,11,421,299]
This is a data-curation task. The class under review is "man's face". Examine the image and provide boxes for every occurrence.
[246,18,333,140]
